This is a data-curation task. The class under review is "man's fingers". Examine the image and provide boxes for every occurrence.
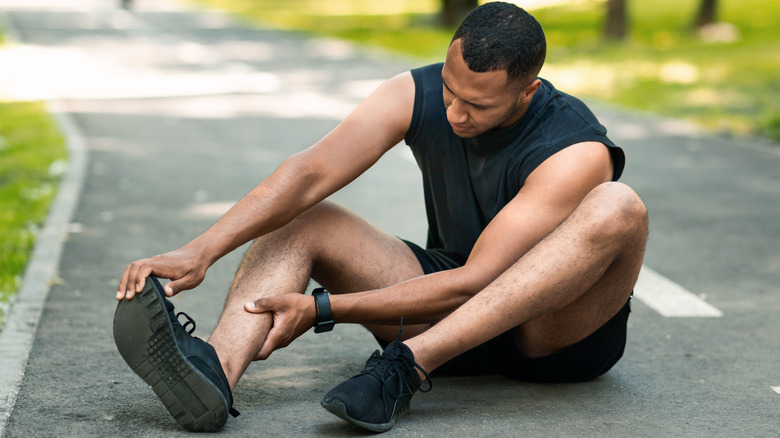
[124,263,141,300]
[130,265,153,298]
[119,262,141,297]
[117,268,131,300]
[255,344,272,360]
[256,328,281,360]
[245,297,271,313]
[135,270,149,293]
[164,279,185,297]
[164,270,204,297]
[116,260,156,300]
[117,248,208,301]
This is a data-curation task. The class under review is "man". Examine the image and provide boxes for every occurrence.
[114,1,647,433]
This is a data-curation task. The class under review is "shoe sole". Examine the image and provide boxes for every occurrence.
[321,397,409,433]
[113,279,228,432]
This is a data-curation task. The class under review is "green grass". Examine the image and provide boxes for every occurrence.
[0,101,67,326]
[193,0,452,60]
[189,0,780,141]
[534,0,780,140]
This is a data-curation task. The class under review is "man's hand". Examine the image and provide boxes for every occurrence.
[116,247,208,300]
[245,294,317,360]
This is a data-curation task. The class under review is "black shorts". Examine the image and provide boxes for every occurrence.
[399,239,630,383]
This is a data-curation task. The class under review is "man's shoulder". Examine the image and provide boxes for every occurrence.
[405,63,449,146]
[523,79,604,139]
[536,78,596,118]
[412,62,444,74]
[411,63,444,88]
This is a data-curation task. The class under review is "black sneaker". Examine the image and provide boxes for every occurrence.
[321,340,432,432]
[113,275,239,432]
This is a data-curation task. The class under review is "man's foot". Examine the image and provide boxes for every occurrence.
[321,341,432,432]
[113,276,238,432]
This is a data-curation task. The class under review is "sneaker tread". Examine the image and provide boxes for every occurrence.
[113,280,228,432]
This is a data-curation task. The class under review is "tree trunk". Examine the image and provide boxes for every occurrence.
[441,0,478,27]
[603,0,628,40]
[695,0,718,29]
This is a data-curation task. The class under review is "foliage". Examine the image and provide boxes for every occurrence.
[193,0,452,60]
[0,101,67,319]
[189,0,780,142]
[536,0,780,140]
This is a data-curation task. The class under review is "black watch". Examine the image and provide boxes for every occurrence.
[312,287,335,333]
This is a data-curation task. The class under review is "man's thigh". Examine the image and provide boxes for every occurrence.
[297,202,430,342]
[303,201,424,294]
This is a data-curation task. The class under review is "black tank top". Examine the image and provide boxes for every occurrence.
[404,63,625,261]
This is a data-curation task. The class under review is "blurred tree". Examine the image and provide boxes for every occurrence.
[603,0,629,40]
[441,0,478,27]
[695,0,718,28]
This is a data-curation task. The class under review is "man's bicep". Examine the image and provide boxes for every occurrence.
[303,71,416,180]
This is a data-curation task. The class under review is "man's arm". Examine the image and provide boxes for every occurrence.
[117,72,416,299]
[329,141,615,323]
[247,142,615,355]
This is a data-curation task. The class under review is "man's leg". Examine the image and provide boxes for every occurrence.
[321,182,646,432]
[407,182,647,373]
[207,201,427,389]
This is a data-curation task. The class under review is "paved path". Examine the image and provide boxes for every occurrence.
[1,1,779,436]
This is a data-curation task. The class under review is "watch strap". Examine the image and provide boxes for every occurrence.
[312,287,335,333]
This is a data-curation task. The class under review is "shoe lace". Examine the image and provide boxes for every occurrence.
[361,319,432,400]
[176,311,196,334]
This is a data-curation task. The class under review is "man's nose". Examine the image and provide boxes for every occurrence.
[446,99,468,124]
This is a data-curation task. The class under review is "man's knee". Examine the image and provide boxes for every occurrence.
[249,201,343,248]
[295,200,352,224]
[237,203,340,268]
[584,182,648,241]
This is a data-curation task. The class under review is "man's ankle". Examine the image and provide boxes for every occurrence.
[210,343,239,390]
[403,341,436,380]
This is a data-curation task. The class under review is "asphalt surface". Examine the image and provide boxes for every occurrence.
[1,1,779,436]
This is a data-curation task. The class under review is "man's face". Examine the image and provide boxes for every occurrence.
[441,39,535,138]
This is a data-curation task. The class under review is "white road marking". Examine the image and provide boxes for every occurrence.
[634,265,723,317]
[772,386,780,395]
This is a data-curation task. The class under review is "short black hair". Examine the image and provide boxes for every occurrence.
[451,2,546,86]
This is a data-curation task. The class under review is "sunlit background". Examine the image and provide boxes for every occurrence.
[2,0,777,138]
[182,0,778,140]
[0,0,778,321]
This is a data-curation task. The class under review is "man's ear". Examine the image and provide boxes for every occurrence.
[518,79,542,104]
